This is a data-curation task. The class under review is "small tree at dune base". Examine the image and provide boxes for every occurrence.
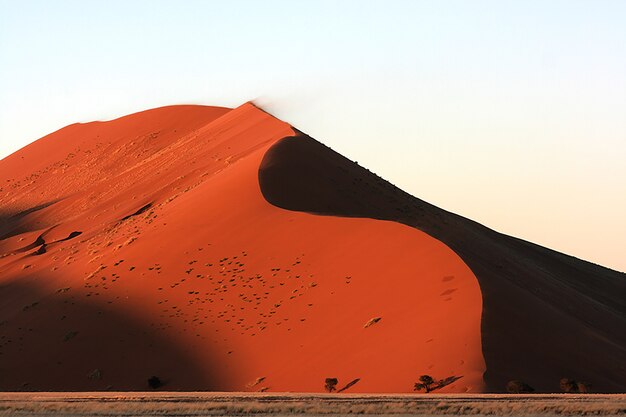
[506,380,535,394]
[560,378,591,393]
[413,375,436,393]
[413,374,462,393]
[148,376,163,389]
[324,378,338,392]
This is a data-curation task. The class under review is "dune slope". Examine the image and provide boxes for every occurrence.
[259,132,626,393]
[0,104,485,392]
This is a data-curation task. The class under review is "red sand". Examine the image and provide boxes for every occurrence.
[0,104,484,392]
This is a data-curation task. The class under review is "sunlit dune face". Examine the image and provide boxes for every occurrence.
[0,104,485,392]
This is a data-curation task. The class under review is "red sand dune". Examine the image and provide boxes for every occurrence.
[0,103,624,393]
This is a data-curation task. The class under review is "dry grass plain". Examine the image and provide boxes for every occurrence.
[0,392,624,416]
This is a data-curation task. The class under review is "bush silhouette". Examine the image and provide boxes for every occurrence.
[324,378,338,392]
[414,375,436,393]
[413,374,462,393]
[560,378,591,393]
[506,380,535,393]
[577,382,591,393]
[560,378,576,393]
[148,376,162,389]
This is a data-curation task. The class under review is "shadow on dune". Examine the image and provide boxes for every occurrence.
[0,206,81,259]
[0,203,223,391]
[0,202,58,241]
[0,278,221,391]
[258,132,626,393]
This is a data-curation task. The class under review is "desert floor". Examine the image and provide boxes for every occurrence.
[0,392,624,416]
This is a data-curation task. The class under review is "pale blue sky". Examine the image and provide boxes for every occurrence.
[1,0,625,271]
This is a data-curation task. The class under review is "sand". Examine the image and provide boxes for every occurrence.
[0,104,483,392]
[258,133,626,392]
[1,103,624,393]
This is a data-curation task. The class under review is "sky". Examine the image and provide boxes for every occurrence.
[0,0,625,272]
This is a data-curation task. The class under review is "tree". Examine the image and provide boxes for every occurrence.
[577,382,591,393]
[560,378,577,393]
[560,378,591,393]
[414,375,436,393]
[506,380,535,394]
[148,376,162,389]
[324,378,338,392]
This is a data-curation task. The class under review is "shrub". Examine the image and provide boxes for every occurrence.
[577,382,591,393]
[506,380,535,393]
[324,378,338,392]
[414,375,436,393]
[148,376,162,389]
[560,378,577,393]
[560,377,591,393]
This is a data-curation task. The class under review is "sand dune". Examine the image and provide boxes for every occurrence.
[0,104,483,392]
[259,132,626,392]
[0,103,624,393]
